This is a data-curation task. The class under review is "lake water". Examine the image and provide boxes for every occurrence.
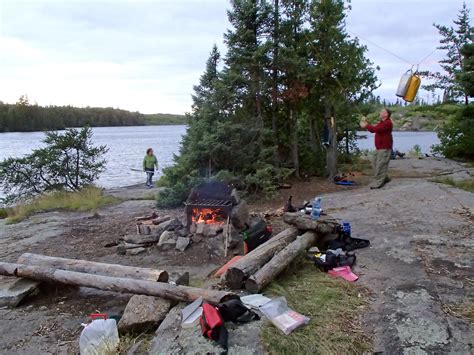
[356,131,440,154]
[0,126,439,191]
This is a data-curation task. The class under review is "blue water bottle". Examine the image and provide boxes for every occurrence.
[342,221,351,238]
[311,197,322,220]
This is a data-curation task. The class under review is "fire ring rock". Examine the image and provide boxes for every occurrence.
[231,201,249,229]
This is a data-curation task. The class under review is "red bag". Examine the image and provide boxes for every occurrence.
[200,303,228,350]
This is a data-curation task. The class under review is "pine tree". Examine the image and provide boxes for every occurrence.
[422,2,472,104]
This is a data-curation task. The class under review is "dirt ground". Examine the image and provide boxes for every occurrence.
[0,157,472,354]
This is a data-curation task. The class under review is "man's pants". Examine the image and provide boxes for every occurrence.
[371,149,391,187]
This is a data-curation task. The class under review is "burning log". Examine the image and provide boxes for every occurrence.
[224,227,299,289]
[245,231,317,293]
[0,262,237,305]
[283,213,339,234]
[17,253,168,282]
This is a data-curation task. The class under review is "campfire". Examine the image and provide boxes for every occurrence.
[192,208,227,225]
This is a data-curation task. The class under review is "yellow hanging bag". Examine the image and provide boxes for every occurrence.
[403,72,421,102]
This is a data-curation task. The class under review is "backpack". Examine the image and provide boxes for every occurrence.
[200,303,228,351]
[217,299,260,323]
[313,250,356,272]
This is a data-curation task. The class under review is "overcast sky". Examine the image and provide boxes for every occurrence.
[0,0,470,114]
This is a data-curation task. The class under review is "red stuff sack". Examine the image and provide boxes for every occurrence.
[200,303,228,350]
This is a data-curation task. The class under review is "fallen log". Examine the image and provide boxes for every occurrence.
[17,253,168,282]
[245,231,317,293]
[283,213,339,233]
[224,227,299,289]
[0,262,236,305]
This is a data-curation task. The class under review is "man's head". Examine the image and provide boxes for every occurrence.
[380,108,391,120]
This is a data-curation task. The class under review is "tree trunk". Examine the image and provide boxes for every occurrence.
[246,231,317,293]
[290,109,300,178]
[325,105,337,179]
[309,116,318,153]
[224,227,299,289]
[17,253,168,282]
[271,0,280,166]
[0,262,235,305]
[283,212,339,234]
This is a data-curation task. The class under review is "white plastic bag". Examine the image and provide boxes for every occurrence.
[259,297,309,335]
[79,319,120,355]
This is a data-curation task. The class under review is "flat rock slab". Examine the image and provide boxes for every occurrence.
[118,295,172,334]
[175,237,190,252]
[148,304,264,354]
[0,276,40,307]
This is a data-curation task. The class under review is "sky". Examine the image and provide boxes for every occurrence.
[0,0,470,114]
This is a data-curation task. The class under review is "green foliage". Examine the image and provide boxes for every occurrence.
[5,186,118,223]
[420,2,472,103]
[408,144,423,157]
[261,257,371,354]
[0,97,186,132]
[157,0,377,206]
[0,127,108,203]
[142,113,188,125]
[0,208,7,219]
[432,105,474,159]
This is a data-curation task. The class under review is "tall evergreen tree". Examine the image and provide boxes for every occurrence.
[422,2,472,104]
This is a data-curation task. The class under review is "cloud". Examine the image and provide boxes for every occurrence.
[0,0,470,113]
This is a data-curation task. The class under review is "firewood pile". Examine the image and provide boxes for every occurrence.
[223,212,340,292]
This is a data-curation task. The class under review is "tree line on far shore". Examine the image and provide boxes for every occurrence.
[0,96,187,132]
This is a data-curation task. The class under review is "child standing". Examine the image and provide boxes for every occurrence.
[143,148,158,188]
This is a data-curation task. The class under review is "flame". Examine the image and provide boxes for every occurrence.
[192,208,225,225]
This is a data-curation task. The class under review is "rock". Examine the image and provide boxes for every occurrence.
[149,304,184,354]
[152,215,172,225]
[208,233,225,258]
[0,276,40,307]
[175,272,190,286]
[231,188,241,205]
[231,201,249,229]
[152,218,181,237]
[126,339,144,355]
[205,224,223,238]
[123,234,159,244]
[189,223,197,234]
[158,230,177,249]
[118,295,171,334]
[227,228,242,249]
[177,228,189,238]
[126,247,147,256]
[196,223,205,235]
[191,234,203,244]
[175,237,190,252]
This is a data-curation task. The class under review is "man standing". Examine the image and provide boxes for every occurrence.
[360,109,393,189]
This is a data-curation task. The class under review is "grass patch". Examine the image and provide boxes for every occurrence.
[116,333,154,354]
[6,186,119,223]
[261,257,372,354]
[0,208,7,219]
[432,177,474,193]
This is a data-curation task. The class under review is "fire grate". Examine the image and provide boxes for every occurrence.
[184,199,232,227]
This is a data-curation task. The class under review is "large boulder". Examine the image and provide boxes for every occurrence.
[118,295,171,334]
[231,201,249,229]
